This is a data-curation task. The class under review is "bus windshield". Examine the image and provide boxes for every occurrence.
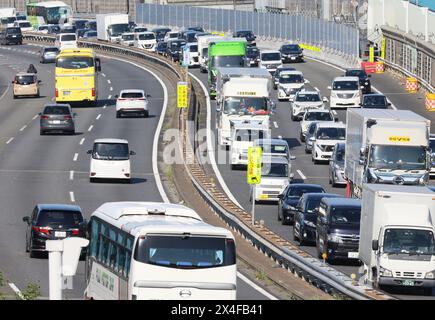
[46,6,72,25]
[56,56,94,69]
[134,235,236,269]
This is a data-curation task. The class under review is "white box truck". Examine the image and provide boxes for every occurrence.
[359,184,435,295]
[197,34,223,73]
[345,109,431,198]
[96,14,129,43]
[216,67,273,148]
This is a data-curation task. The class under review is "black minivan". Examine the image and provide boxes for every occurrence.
[23,204,86,258]
[0,27,23,45]
[316,198,361,264]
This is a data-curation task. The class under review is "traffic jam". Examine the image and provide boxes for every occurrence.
[1,1,435,300]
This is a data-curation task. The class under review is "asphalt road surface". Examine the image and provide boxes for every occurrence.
[0,44,272,300]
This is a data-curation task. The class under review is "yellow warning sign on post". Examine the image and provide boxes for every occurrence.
[247,146,262,185]
[177,82,188,108]
[381,38,386,60]
[369,46,375,63]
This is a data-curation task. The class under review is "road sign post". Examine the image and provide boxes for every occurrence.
[177,82,188,157]
[248,146,262,225]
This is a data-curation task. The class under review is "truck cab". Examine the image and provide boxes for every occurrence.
[180,43,199,68]
[359,185,435,295]
[216,67,273,148]
[229,120,269,169]
[251,156,292,203]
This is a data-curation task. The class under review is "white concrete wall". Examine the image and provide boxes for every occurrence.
[368,0,434,44]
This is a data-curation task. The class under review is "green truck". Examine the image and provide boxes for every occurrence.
[208,40,247,98]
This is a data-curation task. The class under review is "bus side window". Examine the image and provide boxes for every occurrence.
[108,227,118,269]
[90,219,99,257]
[98,223,108,264]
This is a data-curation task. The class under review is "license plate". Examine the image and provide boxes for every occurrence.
[259,194,269,200]
[51,120,61,124]
[55,231,66,238]
[291,57,296,60]
[63,91,70,96]
[348,252,359,259]
[402,279,415,286]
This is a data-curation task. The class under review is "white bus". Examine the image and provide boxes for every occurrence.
[26,1,72,28]
[84,202,237,300]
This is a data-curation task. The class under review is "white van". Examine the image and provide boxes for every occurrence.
[229,120,269,169]
[134,32,157,51]
[251,156,292,202]
[164,31,179,42]
[181,43,199,67]
[88,139,136,183]
[328,76,362,109]
[277,70,309,101]
[55,33,77,51]
[259,50,283,74]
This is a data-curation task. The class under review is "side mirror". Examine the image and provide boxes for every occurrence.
[289,98,294,103]
[22,216,30,223]
[368,74,372,78]
[79,220,88,234]
[38,80,42,83]
[327,86,332,90]
[322,97,328,103]
[114,94,119,99]
[277,194,283,199]
[216,105,222,112]
[38,112,42,116]
[146,94,151,98]
[289,155,296,160]
[334,116,339,122]
[304,79,310,84]
[73,113,77,117]
[309,137,315,142]
[11,80,15,84]
[86,150,92,154]
[387,102,391,106]
[372,240,379,251]
[130,151,136,156]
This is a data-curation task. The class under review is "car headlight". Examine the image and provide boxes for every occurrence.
[304,220,316,228]
[425,270,435,279]
[327,234,343,243]
[379,267,393,277]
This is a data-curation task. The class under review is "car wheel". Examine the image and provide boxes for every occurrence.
[143,110,149,118]
[29,250,37,258]
[70,130,75,136]
[116,111,121,118]
[25,236,29,253]
[329,172,332,185]
[298,231,306,246]
[300,132,305,142]
[423,288,433,296]
[90,178,95,183]
[40,129,45,135]
[13,95,17,99]
[277,207,282,221]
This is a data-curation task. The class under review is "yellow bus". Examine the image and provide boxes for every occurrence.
[55,48,101,106]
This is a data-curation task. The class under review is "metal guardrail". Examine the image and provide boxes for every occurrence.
[21,33,393,300]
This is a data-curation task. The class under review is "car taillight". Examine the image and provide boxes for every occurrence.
[32,226,51,235]
[90,172,96,176]
[41,115,49,119]
[71,229,79,235]
[64,115,72,120]
[117,98,125,101]
[92,88,95,97]
[55,88,58,97]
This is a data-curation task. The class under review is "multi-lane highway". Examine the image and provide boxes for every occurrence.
[0,44,273,300]
[190,53,435,300]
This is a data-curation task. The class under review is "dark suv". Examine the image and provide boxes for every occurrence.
[293,193,342,246]
[0,27,22,45]
[316,198,361,264]
[166,39,187,62]
[39,103,76,135]
[279,44,304,63]
[345,68,371,94]
[233,30,256,46]
[23,204,86,258]
[278,183,325,225]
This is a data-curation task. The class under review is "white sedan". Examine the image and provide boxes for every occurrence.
[115,89,149,118]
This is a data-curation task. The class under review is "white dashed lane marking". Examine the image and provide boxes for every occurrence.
[297,170,307,180]
[73,153,78,162]
[96,114,101,120]
[69,191,75,202]
[79,138,85,145]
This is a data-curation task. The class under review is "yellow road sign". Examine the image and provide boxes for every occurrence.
[381,38,386,59]
[177,82,188,108]
[247,146,262,185]
[369,46,374,63]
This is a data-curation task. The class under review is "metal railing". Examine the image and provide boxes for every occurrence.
[135,3,359,58]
